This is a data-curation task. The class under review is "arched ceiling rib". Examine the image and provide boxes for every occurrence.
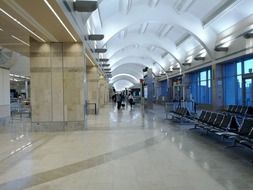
[106,33,183,64]
[101,4,217,59]
[110,74,139,84]
[110,57,155,72]
[113,80,134,91]
[108,48,171,71]
[112,65,143,79]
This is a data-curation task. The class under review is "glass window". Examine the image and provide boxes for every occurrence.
[200,71,206,81]
[223,61,243,106]
[244,59,253,74]
[237,62,242,75]
[190,68,212,104]
[208,70,211,80]
[159,80,168,97]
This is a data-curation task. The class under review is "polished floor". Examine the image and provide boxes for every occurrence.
[0,103,252,190]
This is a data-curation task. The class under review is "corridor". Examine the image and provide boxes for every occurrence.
[0,104,252,190]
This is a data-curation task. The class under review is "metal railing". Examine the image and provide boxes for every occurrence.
[87,103,97,114]
[10,100,31,118]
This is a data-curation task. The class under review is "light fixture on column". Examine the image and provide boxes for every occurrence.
[73,1,98,12]
[214,45,229,52]
[93,48,107,53]
[194,49,206,61]
[106,73,112,78]
[172,67,180,71]
[101,64,110,67]
[88,34,104,41]
[99,58,109,62]
[142,67,148,72]
[194,56,205,61]
[182,62,191,66]
[243,30,253,39]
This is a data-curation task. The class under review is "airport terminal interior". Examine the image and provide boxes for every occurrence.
[1,0,253,189]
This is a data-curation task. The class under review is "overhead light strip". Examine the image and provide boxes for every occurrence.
[0,8,45,42]
[44,0,77,42]
[11,35,30,46]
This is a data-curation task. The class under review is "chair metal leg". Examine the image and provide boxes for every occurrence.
[224,140,243,149]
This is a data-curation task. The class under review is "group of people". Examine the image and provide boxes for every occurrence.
[112,92,134,110]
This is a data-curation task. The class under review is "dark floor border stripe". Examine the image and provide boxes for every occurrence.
[0,135,165,190]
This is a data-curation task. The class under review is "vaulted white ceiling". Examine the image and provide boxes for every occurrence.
[82,0,253,89]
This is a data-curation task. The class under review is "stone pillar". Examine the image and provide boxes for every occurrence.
[30,39,86,130]
[182,74,191,101]
[25,80,29,99]
[212,64,223,110]
[0,68,10,118]
[98,76,106,107]
[105,82,109,103]
[145,68,154,109]
[154,77,159,101]
[87,65,99,113]
[167,78,173,101]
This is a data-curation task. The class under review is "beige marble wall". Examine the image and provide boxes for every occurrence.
[99,76,109,106]
[63,43,85,121]
[104,83,109,103]
[99,77,106,107]
[0,68,10,118]
[87,66,99,107]
[30,39,85,125]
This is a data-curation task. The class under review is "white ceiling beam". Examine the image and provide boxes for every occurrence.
[158,24,173,37]
[174,0,195,13]
[139,22,149,34]
[148,0,160,8]
[119,0,132,14]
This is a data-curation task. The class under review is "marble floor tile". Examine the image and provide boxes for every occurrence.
[0,104,252,190]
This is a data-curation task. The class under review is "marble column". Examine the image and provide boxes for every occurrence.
[212,64,223,110]
[182,74,191,101]
[87,65,99,113]
[98,76,106,107]
[25,80,29,99]
[145,68,154,109]
[30,39,86,130]
[104,82,109,103]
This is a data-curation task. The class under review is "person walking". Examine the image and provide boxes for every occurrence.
[128,93,134,109]
[116,93,122,110]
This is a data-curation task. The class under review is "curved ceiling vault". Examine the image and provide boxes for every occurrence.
[110,74,139,85]
[82,0,252,90]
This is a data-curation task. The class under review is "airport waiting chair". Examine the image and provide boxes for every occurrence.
[239,128,253,149]
[209,115,232,133]
[216,118,253,139]
[240,106,248,115]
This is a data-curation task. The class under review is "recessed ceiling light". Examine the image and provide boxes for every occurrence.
[44,0,77,42]
[11,35,30,47]
[0,8,45,42]
[0,28,3,31]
